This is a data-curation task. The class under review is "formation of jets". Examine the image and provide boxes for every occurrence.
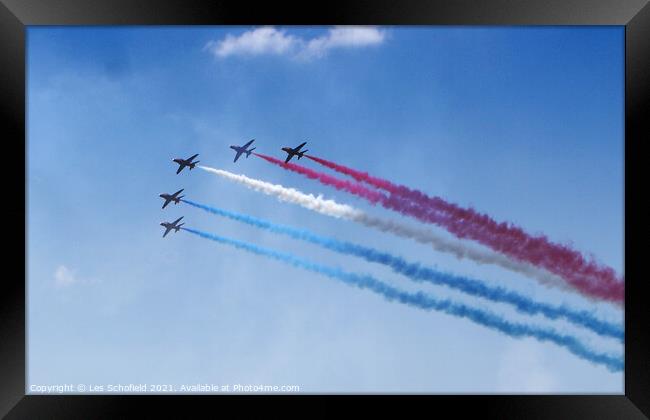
[161,140,311,237]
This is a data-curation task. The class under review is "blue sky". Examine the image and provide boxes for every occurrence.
[27,26,624,393]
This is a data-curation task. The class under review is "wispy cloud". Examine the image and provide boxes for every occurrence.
[205,27,298,58]
[53,265,99,287]
[54,265,77,287]
[303,26,386,58]
[204,26,386,60]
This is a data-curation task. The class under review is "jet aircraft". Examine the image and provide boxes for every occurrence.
[160,216,184,238]
[229,139,256,162]
[281,142,308,163]
[159,189,185,209]
[173,154,199,174]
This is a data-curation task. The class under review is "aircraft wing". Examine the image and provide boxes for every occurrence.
[188,153,199,162]
[173,216,184,225]
[295,142,307,151]
[176,165,184,174]
[163,226,172,237]
[284,154,293,164]
[233,150,244,162]
[243,139,255,149]
[162,199,171,209]
[173,189,184,197]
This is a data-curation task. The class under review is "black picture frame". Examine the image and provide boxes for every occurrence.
[1,0,648,417]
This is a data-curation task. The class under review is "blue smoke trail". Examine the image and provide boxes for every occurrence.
[182,227,623,372]
[182,199,623,342]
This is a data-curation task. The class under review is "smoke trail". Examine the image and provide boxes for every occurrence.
[382,192,625,305]
[182,199,623,342]
[198,165,569,290]
[254,153,386,204]
[263,154,624,304]
[182,227,623,372]
[306,154,396,192]
[198,165,363,219]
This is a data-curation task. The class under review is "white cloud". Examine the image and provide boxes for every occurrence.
[54,265,77,287]
[205,26,298,57]
[303,26,386,58]
[205,26,386,60]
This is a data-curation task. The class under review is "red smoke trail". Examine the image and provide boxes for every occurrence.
[305,155,624,304]
[254,153,386,204]
[307,155,397,191]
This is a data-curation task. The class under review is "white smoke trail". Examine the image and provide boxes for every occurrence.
[199,165,568,289]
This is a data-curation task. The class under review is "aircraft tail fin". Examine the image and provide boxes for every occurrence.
[246,147,256,157]
[190,161,200,169]
[176,223,185,231]
[298,150,308,159]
